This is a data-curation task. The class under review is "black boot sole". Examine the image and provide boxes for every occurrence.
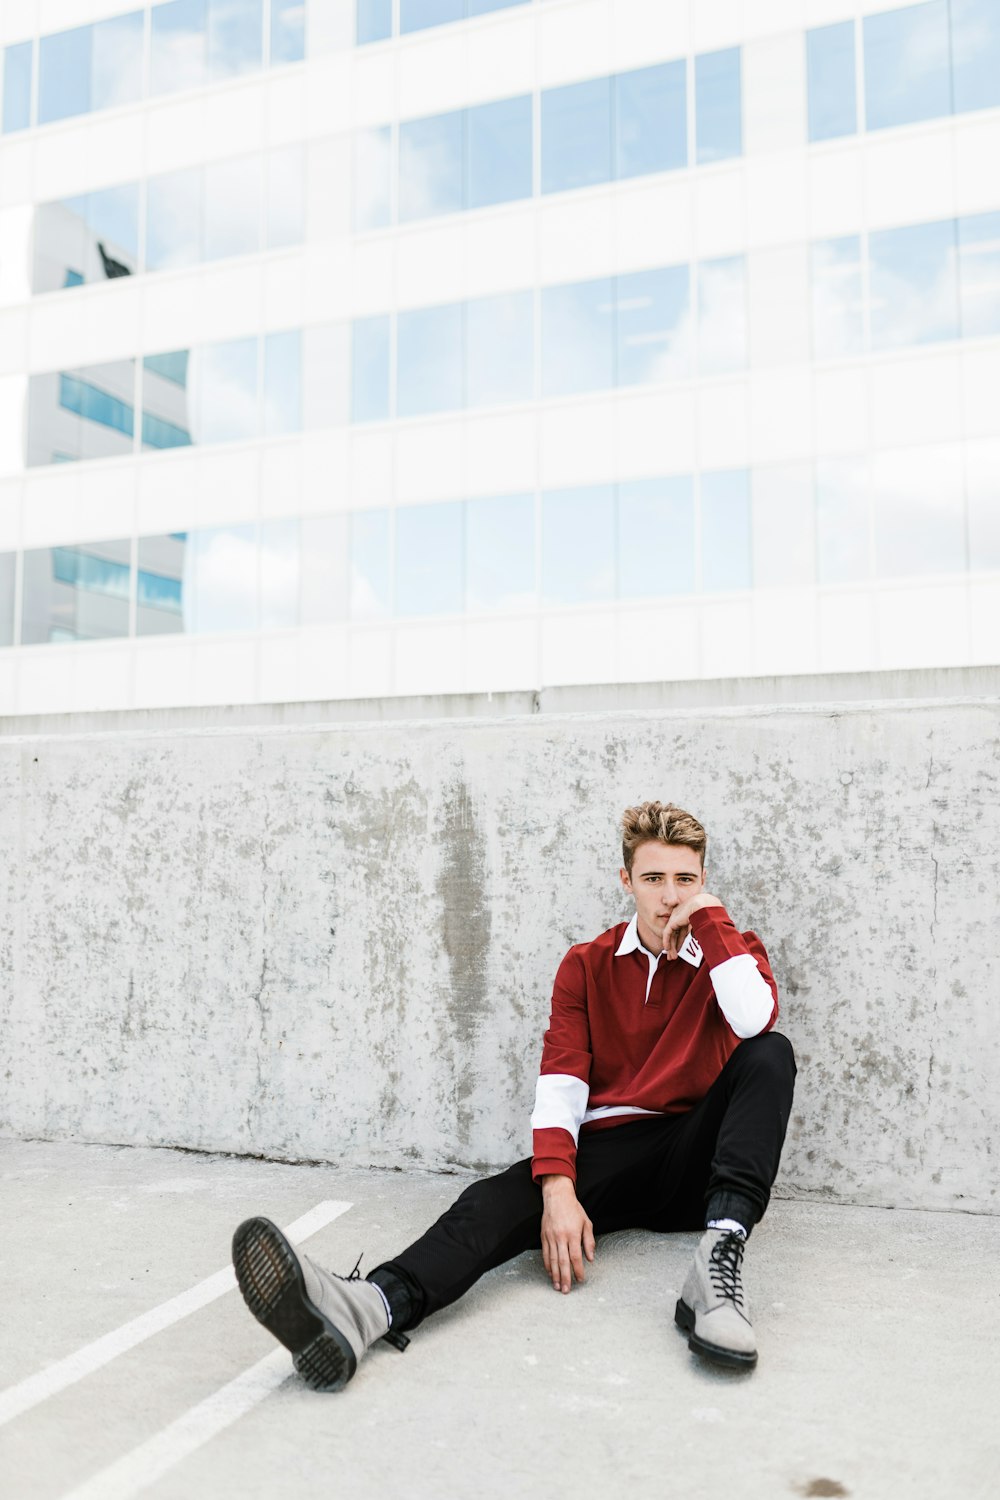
[674,1298,758,1371]
[232,1217,358,1392]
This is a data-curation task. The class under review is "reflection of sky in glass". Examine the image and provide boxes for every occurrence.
[466,292,533,408]
[91,12,144,111]
[354,127,392,231]
[619,477,695,596]
[401,0,463,35]
[869,219,958,349]
[396,502,464,616]
[151,0,208,94]
[701,470,751,591]
[810,235,864,358]
[356,0,392,45]
[2,42,32,133]
[617,266,692,385]
[204,156,261,260]
[541,77,613,195]
[541,277,615,397]
[468,0,527,14]
[816,458,870,583]
[351,510,390,618]
[89,184,140,262]
[266,146,305,247]
[142,350,193,450]
[208,0,263,79]
[967,440,1000,569]
[872,445,965,576]
[399,110,463,222]
[467,95,532,209]
[542,485,615,605]
[194,338,258,444]
[263,331,301,435]
[398,303,464,416]
[695,48,741,164]
[616,62,687,177]
[38,27,92,123]
[270,0,306,64]
[951,0,1000,112]
[958,212,1000,338]
[186,524,258,632]
[351,316,390,423]
[697,256,747,373]
[863,1,950,132]
[807,21,857,141]
[466,494,535,612]
[146,168,203,271]
[260,519,300,628]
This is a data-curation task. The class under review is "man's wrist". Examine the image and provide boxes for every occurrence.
[541,1174,576,1197]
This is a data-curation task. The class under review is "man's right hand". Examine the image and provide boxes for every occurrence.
[540,1175,595,1293]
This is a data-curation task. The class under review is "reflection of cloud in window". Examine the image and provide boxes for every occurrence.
[185,527,257,632]
[189,343,258,444]
[870,443,965,576]
[93,18,145,110]
[151,26,206,93]
[870,241,958,348]
[697,258,747,373]
[354,129,392,230]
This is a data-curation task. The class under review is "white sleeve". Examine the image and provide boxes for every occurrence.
[530,1073,590,1144]
[709,954,775,1039]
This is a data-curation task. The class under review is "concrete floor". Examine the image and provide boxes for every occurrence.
[1,1139,997,1500]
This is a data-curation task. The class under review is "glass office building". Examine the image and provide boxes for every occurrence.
[1,0,998,714]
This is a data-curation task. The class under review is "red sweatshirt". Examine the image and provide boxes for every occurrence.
[530,904,779,1184]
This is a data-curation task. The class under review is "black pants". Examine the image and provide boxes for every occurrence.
[372,1031,796,1332]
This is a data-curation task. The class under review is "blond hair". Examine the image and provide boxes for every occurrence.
[620,801,707,875]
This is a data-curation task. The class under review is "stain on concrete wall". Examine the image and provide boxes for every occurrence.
[0,700,997,1213]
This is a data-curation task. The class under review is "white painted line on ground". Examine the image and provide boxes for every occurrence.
[57,1350,291,1500]
[0,1199,352,1429]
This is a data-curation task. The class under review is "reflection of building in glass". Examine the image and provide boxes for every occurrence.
[1,0,999,713]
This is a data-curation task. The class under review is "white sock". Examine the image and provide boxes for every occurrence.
[370,1282,393,1327]
[707,1218,747,1240]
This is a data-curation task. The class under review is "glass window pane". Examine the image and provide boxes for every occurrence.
[263,330,301,434]
[91,12,143,112]
[34,186,140,294]
[0,552,15,647]
[466,291,533,408]
[541,76,613,195]
[271,0,306,64]
[28,359,136,465]
[751,463,815,589]
[695,48,742,164]
[351,315,391,422]
[466,493,535,611]
[195,337,259,444]
[869,218,959,350]
[266,145,305,247]
[39,26,92,124]
[22,540,131,644]
[863,1,950,132]
[615,61,687,179]
[541,275,615,397]
[395,502,464,616]
[209,0,263,80]
[137,534,187,636]
[3,42,33,133]
[806,21,857,142]
[810,235,864,358]
[466,94,532,209]
[467,0,527,14]
[204,156,261,260]
[872,445,965,577]
[400,0,463,35]
[356,0,392,44]
[816,457,870,583]
[951,0,1000,113]
[397,302,463,416]
[260,518,300,628]
[698,255,747,373]
[967,440,1000,570]
[616,265,692,385]
[958,211,1000,338]
[146,167,204,271]
[89,184,140,272]
[151,0,208,95]
[618,476,695,596]
[142,350,194,451]
[187,524,258,632]
[353,126,392,231]
[351,509,390,618]
[301,513,350,623]
[542,484,615,604]
[700,469,751,591]
[399,109,463,222]
[303,323,352,428]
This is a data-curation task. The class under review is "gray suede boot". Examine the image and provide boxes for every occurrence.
[232,1217,403,1391]
[674,1228,757,1370]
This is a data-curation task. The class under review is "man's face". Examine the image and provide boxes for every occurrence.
[620,840,705,953]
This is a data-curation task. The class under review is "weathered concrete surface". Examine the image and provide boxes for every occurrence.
[1,1141,998,1500]
[0,697,998,1212]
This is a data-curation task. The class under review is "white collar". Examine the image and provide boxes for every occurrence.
[615,912,661,961]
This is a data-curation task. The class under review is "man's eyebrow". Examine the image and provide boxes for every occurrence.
[640,868,699,878]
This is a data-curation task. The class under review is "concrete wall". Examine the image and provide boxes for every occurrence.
[1,696,997,1214]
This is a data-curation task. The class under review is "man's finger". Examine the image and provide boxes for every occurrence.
[556,1239,572,1293]
[584,1221,596,1262]
[570,1240,586,1284]
[541,1237,550,1275]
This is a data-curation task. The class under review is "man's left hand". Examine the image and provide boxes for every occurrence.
[663,893,723,960]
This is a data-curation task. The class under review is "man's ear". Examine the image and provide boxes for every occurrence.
[619,865,632,895]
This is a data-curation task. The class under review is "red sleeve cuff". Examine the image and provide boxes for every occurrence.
[689,903,752,967]
[531,1126,577,1185]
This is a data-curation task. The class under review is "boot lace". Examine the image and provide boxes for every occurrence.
[707,1231,746,1309]
[340,1252,410,1353]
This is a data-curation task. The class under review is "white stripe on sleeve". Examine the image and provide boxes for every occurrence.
[709,953,775,1039]
[530,1073,590,1143]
